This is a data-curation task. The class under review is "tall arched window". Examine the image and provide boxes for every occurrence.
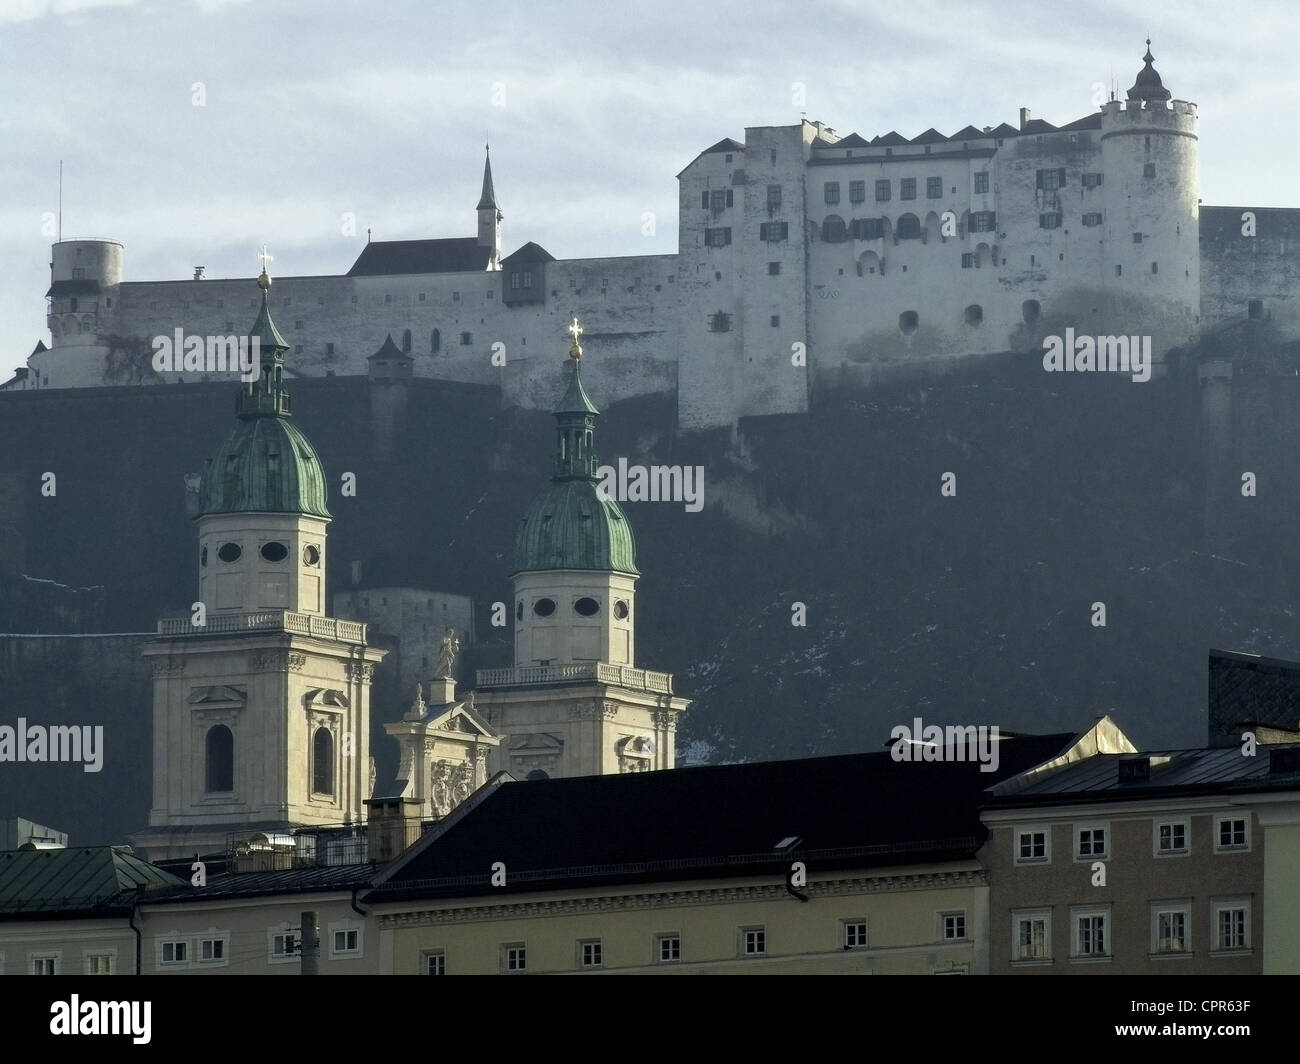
[402,329,412,354]
[205,725,233,792]
[313,727,334,795]
[431,328,441,354]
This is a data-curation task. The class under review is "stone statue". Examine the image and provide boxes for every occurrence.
[368,756,377,797]
[435,628,460,679]
[451,759,473,804]
[430,761,451,815]
[408,683,427,720]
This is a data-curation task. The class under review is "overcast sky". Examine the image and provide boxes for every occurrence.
[0,0,1293,368]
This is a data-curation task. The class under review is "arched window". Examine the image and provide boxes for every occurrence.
[896,213,922,240]
[313,727,334,795]
[205,725,233,792]
[431,328,441,354]
[526,769,549,781]
[402,329,412,354]
[821,214,848,243]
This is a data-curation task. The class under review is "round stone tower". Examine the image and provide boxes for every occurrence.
[1100,43,1200,367]
[36,238,123,387]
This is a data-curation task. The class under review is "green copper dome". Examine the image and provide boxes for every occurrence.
[513,478,638,576]
[512,336,637,576]
[198,415,330,518]
[197,271,330,519]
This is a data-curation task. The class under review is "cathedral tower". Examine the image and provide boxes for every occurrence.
[474,319,689,778]
[133,265,386,861]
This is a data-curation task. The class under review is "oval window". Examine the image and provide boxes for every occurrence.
[533,598,556,617]
[613,600,629,619]
[200,546,208,567]
[303,544,321,566]
[260,541,288,562]
[574,597,600,616]
[217,542,241,563]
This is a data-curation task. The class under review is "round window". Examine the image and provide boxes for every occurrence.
[613,600,629,619]
[574,597,600,616]
[217,542,241,563]
[200,546,208,567]
[303,544,321,566]
[260,541,288,562]
[533,598,556,617]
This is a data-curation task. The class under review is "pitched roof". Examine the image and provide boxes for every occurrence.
[948,125,988,140]
[1020,118,1059,134]
[501,241,556,265]
[987,122,1019,137]
[367,732,1074,901]
[702,137,744,155]
[1209,648,1300,742]
[871,131,910,146]
[144,863,375,904]
[368,333,410,361]
[983,744,1300,807]
[30,340,48,356]
[1058,112,1103,131]
[835,133,871,148]
[910,127,948,144]
[347,238,492,277]
[0,846,182,917]
[44,279,102,298]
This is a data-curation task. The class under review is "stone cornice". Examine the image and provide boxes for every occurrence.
[377,868,986,928]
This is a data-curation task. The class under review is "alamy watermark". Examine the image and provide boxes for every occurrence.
[152,330,260,381]
[596,458,704,512]
[1042,328,1151,382]
[890,717,1001,773]
[0,719,104,772]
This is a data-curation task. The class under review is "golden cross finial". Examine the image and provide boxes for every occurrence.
[257,244,273,287]
[567,315,583,360]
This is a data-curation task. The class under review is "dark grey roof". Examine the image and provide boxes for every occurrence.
[45,279,103,298]
[502,241,556,265]
[702,137,744,155]
[0,846,183,917]
[368,333,410,361]
[1209,648,1300,743]
[835,133,871,148]
[30,340,48,356]
[1020,118,1059,134]
[1058,112,1103,131]
[948,125,988,140]
[367,733,1074,902]
[871,131,910,146]
[347,238,492,277]
[911,127,948,144]
[986,744,1300,808]
[987,122,1019,137]
[145,863,376,904]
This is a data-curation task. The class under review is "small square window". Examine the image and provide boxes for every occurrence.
[460,332,472,345]
[31,955,58,975]
[503,943,527,972]
[1072,908,1110,959]
[424,950,446,975]
[941,912,967,941]
[741,927,766,956]
[1216,817,1249,851]
[656,934,681,963]
[1144,163,1156,178]
[161,940,189,965]
[86,953,113,975]
[1213,900,1250,951]
[579,939,602,968]
[199,937,225,962]
[1156,821,1188,855]
[272,932,299,959]
[843,920,868,949]
[768,261,781,276]
[333,929,360,954]
[961,253,975,268]
[1016,829,1048,863]
[1076,826,1108,859]
[770,314,780,327]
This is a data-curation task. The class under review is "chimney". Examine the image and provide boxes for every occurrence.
[364,797,424,862]
[193,266,205,280]
[1019,108,1031,130]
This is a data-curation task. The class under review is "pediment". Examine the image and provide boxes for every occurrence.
[187,685,247,709]
[509,732,564,752]
[303,687,351,709]
[427,702,498,740]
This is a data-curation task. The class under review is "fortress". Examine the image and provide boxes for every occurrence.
[8,44,1300,429]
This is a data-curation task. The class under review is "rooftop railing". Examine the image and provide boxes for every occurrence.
[475,662,673,694]
[157,610,367,643]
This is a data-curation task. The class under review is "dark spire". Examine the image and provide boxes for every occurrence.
[476,144,499,212]
[236,259,292,419]
[552,316,599,481]
[1127,39,1172,102]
